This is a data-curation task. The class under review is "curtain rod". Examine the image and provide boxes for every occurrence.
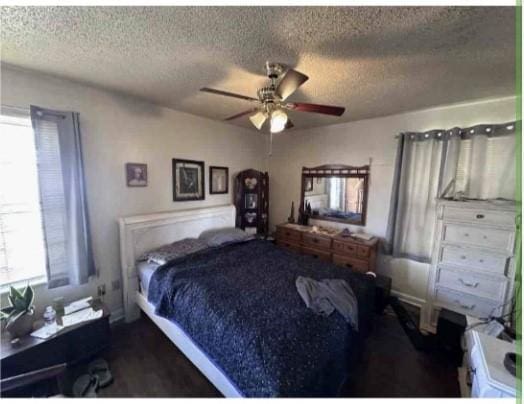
[32,106,67,119]
[395,120,519,139]
[2,104,67,119]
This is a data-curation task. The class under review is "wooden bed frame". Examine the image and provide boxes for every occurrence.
[118,204,242,397]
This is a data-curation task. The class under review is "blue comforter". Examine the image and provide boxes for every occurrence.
[148,239,375,397]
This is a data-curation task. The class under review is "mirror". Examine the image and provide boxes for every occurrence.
[300,165,369,226]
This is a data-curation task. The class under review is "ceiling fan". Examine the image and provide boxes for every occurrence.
[200,62,345,133]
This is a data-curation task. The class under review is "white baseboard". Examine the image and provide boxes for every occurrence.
[391,289,434,332]
[391,289,426,308]
[109,307,125,324]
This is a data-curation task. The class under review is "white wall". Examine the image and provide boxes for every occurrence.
[268,96,517,306]
[1,64,516,319]
[1,66,265,319]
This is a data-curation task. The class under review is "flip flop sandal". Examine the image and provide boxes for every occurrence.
[88,358,113,388]
[73,373,99,398]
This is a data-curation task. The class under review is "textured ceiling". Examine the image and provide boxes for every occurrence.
[0,6,516,130]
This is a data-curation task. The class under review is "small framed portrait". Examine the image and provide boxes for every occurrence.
[173,159,205,201]
[245,193,258,209]
[209,166,229,194]
[126,163,147,187]
[305,177,313,192]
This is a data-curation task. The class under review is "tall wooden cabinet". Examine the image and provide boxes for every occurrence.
[234,169,269,236]
[423,199,518,333]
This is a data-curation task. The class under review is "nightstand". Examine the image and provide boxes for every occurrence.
[460,329,516,397]
[1,300,111,382]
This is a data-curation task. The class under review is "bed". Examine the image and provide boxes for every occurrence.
[119,205,375,397]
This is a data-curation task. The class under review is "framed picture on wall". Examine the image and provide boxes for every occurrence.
[173,159,205,201]
[126,163,148,187]
[209,166,229,194]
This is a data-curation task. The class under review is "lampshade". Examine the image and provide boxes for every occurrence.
[249,111,267,130]
[270,109,288,133]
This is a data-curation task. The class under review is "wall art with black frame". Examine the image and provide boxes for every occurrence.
[173,158,205,201]
[209,166,229,194]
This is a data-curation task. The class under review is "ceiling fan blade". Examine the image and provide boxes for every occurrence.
[285,102,345,116]
[200,87,258,102]
[285,118,294,130]
[224,109,258,121]
[275,69,309,101]
[249,111,267,130]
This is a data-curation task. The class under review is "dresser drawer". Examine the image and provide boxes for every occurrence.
[276,239,301,254]
[333,254,369,273]
[435,287,500,318]
[301,246,331,262]
[435,267,508,301]
[302,232,332,249]
[357,245,370,258]
[443,206,515,227]
[440,245,509,275]
[443,224,514,251]
[276,227,302,242]
[333,240,359,256]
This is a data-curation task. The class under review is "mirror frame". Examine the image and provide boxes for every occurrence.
[300,164,370,226]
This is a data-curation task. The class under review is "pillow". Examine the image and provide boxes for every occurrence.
[198,227,254,247]
[139,238,208,265]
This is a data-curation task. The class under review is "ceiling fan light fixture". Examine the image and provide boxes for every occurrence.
[270,109,288,133]
[200,62,345,132]
[249,111,267,130]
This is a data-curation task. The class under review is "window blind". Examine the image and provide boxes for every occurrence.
[32,116,70,287]
[0,113,47,285]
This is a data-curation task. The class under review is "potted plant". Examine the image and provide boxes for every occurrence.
[1,285,35,338]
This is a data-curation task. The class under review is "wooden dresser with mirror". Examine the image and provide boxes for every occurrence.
[276,163,377,273]
[275,223,378,273]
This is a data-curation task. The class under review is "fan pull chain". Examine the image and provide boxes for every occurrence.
[268,132,273,156]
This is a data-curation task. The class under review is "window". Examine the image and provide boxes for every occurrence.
[0,112,47,285]
[454,135,515,200]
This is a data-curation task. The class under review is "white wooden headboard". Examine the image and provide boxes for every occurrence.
[119,205,236,322]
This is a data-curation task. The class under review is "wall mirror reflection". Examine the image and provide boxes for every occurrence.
[301,165,369,226]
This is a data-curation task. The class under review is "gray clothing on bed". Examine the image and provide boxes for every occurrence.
[295,276,359,331]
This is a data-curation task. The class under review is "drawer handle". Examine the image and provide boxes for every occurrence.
[483,235,488,240]
[479,259,484,263]
[464,233,469,237]
[454,300,476,310]
[461,255,467,260]
[458,278,479,288]
[476,214,484,219]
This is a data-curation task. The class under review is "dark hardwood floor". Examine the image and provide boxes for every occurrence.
[98,317,221,398]
[347,306,460,397]
[86,306,460,398]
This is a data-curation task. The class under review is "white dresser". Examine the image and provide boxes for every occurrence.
[459,329,516,397]
[423,199,518,333]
